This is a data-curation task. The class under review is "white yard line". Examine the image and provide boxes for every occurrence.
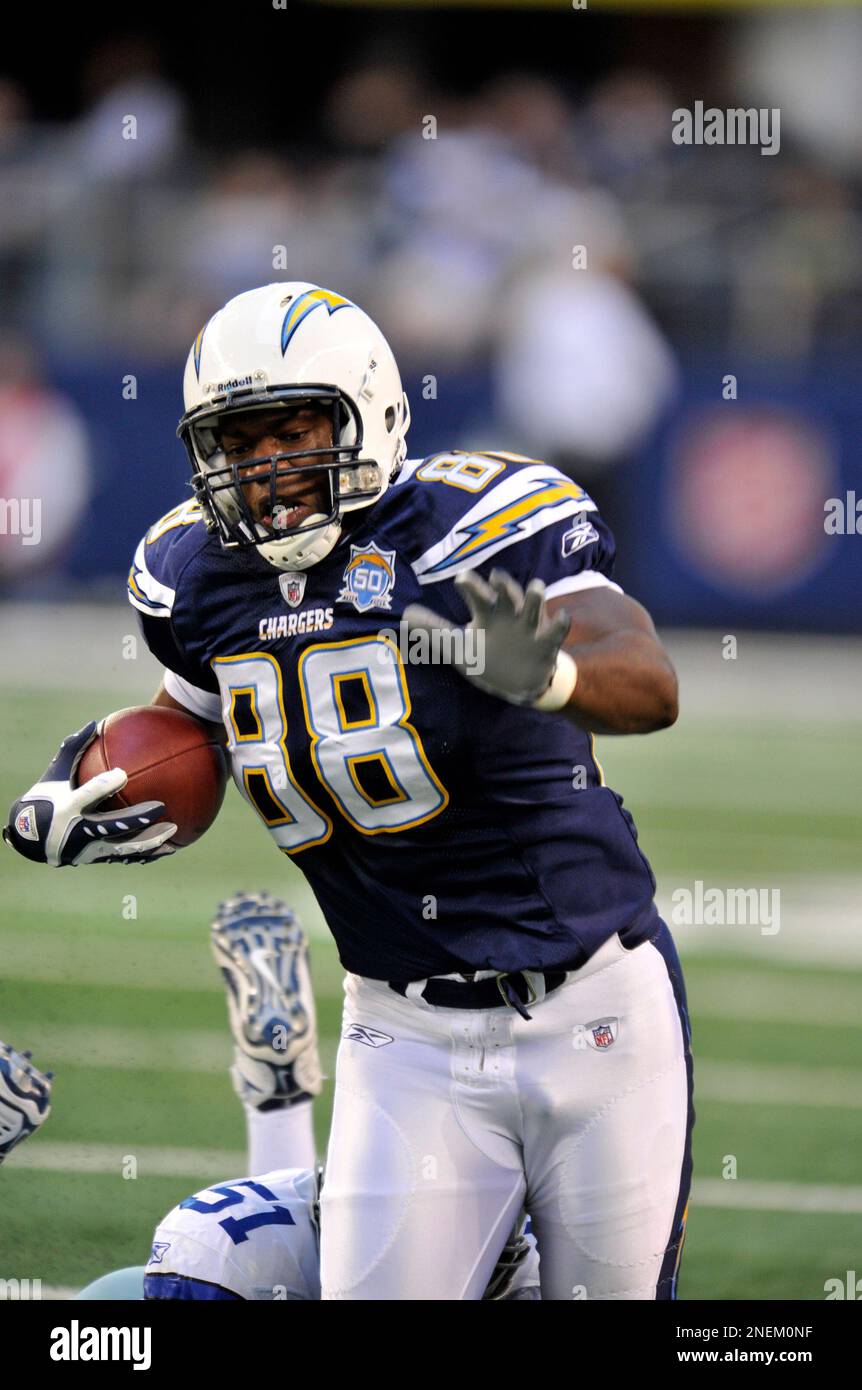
[14,1143,862,1220]
[12,1026,231,1073]
[10,1025,337,1081]
[0,882,333,941]
[662,881,862,967]
[0,935,222,991]
[3,876,861,987]
[692,1179,862,1215]
[13,1141,247,1178]
[0,605,163,695]
[695,1061,862,1109]
[689,973,862,1029]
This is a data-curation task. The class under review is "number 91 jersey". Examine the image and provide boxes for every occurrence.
[129,451,660,981]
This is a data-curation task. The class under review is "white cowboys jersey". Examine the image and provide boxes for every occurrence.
[144,1168,322,1301]
[144,1166,540,1300]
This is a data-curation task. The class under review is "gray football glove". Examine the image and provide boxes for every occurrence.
[404,568,573,707]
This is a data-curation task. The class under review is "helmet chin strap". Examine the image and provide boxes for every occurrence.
[257,515,342,571]
[252,446,343,571]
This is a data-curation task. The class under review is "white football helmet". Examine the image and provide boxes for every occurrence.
[178,282,411,570]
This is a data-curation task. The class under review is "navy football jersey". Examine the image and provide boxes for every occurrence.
[128,451,659,980]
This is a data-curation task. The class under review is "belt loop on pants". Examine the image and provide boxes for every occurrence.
[388,968,567,1020]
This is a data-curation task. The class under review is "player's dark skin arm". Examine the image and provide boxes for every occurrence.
[151,682,229,745]
[547,589,678,736]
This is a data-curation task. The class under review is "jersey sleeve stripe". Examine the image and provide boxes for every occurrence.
[127,538,176,617]
[164,669,223,723]
[544,573,623,600]
[143,1272,241,1301]
[411,464,596,585]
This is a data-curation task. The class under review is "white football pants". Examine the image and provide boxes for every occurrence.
[320,923,693,1300]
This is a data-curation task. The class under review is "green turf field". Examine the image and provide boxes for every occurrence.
[1,678,860,1299]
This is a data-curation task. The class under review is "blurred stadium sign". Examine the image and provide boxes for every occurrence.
[666,407,835,598]
[617,372,862,633]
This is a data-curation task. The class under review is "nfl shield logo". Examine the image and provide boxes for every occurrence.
[338,542,397,612]
[15,805,38,841]
[587,1017,618,1050]
[279,572,307,609]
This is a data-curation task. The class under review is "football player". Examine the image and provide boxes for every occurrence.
[6,282,693,1300]
[77,893,539,1302]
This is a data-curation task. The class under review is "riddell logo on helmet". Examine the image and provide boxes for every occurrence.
[205,375,254,395]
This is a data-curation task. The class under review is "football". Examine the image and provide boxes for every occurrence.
[75,705,229,848]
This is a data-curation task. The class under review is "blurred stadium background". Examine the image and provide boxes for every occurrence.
[1,0,860,1299]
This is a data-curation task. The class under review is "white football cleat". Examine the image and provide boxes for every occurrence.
[210,891,322,1109]
[0,1041,54,1163]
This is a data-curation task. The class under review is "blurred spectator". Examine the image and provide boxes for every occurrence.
[582,70,677,199]
[0,80,41,328]
[73,36,186,181]
[0,79,31,159]
[493,264,679,481]
[324,63,429,154]
[18,38,189,352]
[375,110,623,366]
[729,166,862,361]
[171,153,309,303]
[0,30,857,373]
[732,9,862,177]
[477,73,585,182]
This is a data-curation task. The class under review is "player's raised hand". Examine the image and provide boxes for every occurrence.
[0,1041,54,1164]
[3,722,177,867]
[404,568,578,711]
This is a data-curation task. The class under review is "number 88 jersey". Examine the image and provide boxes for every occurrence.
[129,451,660,982]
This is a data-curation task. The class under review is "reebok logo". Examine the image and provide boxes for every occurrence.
[561,520,598,558]
[343,1023,394,1048]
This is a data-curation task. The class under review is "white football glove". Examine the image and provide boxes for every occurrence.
[3,722,177,867]
[404,568,577,711]
[0,1041,54,1164]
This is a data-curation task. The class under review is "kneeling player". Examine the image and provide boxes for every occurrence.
[86,893,540,1301]
[143,1164,537,1301]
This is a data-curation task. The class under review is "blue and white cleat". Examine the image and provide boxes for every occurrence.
[0,1041,53,1164]
[210,891,322,1109]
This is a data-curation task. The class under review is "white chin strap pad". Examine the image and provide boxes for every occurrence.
[258,516,342,571]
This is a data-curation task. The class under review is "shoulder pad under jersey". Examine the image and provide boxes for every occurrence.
[127,498,210,619]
